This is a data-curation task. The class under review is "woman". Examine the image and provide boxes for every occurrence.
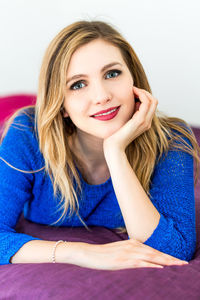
[0,20,199,269]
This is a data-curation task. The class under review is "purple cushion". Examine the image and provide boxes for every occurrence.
[0,215,200,299]
[0,95,200,299]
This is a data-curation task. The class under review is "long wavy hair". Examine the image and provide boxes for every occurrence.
[1,20,200,234]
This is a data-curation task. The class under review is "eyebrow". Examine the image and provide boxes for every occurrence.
[66,62,123,85]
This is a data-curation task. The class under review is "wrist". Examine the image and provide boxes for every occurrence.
[55,241,88,265]
[104,147,126,164]
[103,140,125,154]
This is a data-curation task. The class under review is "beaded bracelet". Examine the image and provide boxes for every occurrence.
[52,240,65,263]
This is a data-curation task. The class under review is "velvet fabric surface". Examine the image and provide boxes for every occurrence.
[0,95,200,299]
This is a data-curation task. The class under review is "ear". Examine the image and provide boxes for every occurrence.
[61,106,69,118]
[63,110,69,118]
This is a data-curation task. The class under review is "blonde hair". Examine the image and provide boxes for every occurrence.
[1,20,200,234]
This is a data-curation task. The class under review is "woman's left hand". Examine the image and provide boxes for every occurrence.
[103,86,158,154]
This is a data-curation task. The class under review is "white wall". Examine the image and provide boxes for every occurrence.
[0,0,199,126]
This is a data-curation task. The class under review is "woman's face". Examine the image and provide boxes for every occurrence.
[63,39,135,139]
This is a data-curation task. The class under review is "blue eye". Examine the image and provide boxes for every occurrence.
[69,69,121,91]
[106,69,121,79]
[70,81,86,90]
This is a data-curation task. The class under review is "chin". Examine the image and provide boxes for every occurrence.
[101,126,123,139]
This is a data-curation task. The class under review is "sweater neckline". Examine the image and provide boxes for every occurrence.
[75,164,111,188]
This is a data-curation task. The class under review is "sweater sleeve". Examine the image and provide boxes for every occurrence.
[0,110,42,265]
[141,134,196,261]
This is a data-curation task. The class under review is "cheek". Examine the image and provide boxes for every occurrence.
[124,90,135,117]
[123,88,135,106]
[64,96,84,114]
[117,79,134,102]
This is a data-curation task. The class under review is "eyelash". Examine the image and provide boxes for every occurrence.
[69,69,122,91]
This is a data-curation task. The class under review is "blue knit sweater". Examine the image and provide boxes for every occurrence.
[0,108,196,265]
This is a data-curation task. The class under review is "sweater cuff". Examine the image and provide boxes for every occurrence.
[2,235,42,265]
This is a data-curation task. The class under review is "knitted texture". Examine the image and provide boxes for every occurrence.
[0,108,196,265]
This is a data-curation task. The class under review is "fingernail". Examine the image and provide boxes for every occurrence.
[177,261,188,265]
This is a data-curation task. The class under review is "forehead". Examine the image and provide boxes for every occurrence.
[66,39,125,74]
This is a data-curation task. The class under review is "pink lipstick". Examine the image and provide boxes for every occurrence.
[91,106,120,121]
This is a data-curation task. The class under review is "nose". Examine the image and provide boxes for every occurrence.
[90,81,112,105]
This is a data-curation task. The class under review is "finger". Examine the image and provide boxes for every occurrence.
[133,87,151,118]
[133,87,157,128]
[145,99,158,127]
[143,253,188,266]
[133,86,158,103]
[136,88,158,111]
[142,89,158,121]
[139,244,188,265]
[133,86,158,108]
[133,86,157,113]
[134,261,164,269]
[124,259,164,269]
[138,252,188,267]
[142,89,158,104]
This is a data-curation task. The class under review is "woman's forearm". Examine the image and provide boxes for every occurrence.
[10,240,84,264]
[10,239,188,270]
[105,149,160,243]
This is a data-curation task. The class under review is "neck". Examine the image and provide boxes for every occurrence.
[69,130,108,171]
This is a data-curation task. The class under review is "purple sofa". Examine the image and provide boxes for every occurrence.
[0,95,200,299]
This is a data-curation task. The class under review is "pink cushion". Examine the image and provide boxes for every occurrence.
[0,94,36,125]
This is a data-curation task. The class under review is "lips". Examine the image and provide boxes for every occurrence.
[91,106,120,121]
[91,106,120,117]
